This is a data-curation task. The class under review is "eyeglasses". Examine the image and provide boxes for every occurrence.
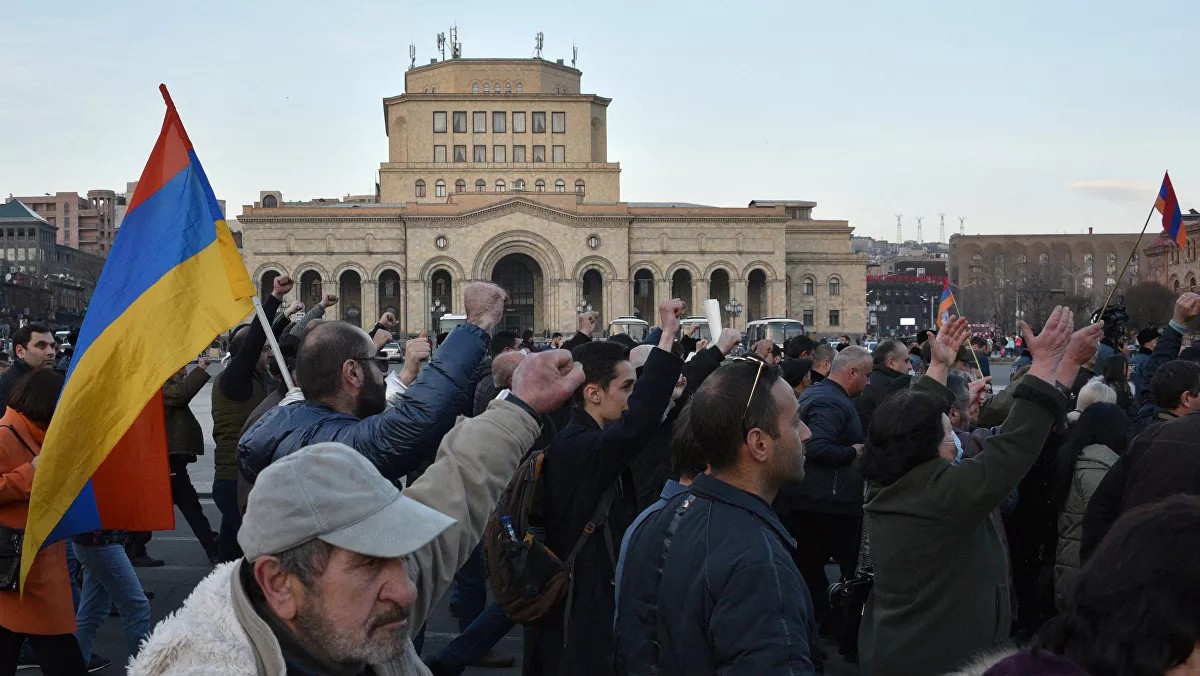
[351,357,390,374]
[729,356,767,424]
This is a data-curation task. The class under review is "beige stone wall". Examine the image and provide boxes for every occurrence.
[403,59,582,95]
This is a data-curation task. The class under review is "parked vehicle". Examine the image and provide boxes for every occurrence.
[745,317,807,349]
[438,313,467,336]
[679,316,712,343]
[379,342,404,362]
[606,315,649,342]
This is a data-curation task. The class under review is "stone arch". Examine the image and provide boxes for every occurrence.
[371,261,406,281]
[420,255,466,283]
[740,260,778,280]
[572,255,618,280]
[703,260,737,280]
[472,230,566,281]
[291,261,330,281]
[666,260,702,279]
[628,261,664,279]
[332,261,370,283]
[252,263,288,282]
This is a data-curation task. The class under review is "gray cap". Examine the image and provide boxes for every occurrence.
[238,442,456,561]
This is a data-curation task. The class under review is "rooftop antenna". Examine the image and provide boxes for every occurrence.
[895,213,903,243]
[958,216,966,235]
[534,31,544,59]
[572,43,578,68]
[916,216,924,244]
[450,24,461,58]
[408,43,416,70]
[938,212,946,243]
[436,32,446,61]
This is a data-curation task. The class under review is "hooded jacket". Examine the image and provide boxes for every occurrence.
[1053,443,1118,609]
[238,323,486,484]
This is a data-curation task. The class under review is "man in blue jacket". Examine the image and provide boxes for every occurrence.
[776,345,870,628]
[238,282,505,483]
[614,357,819,674]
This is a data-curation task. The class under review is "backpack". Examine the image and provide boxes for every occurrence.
[483,448,616,625]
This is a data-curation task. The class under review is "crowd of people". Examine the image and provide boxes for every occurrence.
[0,276,1198,675]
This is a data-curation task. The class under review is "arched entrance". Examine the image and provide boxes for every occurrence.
[377,269,402,318]
[633,269,655,320]
[582,269,604,325]
[491,253,544,334]
[748,269,768,321]
[671,269,693,308]
[299,270,323,304]
[339,270,363,327]
[709,269,731,319]
[259,270,280,303]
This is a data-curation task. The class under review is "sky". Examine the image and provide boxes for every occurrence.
[1,0,1197,241]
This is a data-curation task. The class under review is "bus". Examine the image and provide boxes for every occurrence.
[679,316,712,343]
[606,316,649,342]
[438,314,467,336]
[744,317,807,350]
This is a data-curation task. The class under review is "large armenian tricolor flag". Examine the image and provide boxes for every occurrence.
[21,85,253,587]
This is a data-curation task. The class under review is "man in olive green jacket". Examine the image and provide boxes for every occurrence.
[162,358,219,562]
[859,308,1102,676]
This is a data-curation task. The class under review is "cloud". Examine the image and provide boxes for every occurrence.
[1070,179,1154,204]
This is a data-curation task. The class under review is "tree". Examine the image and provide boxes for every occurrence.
[1122,281,1175,329]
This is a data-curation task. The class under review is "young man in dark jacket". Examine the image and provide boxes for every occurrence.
[776,344,871,625]
[614,357,819,674]
[525,300,685,676]
[854,338,912,432]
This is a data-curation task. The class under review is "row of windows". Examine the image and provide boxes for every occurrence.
[800,278,840,296]
[794,310,839,326]
[434,144,567,163]
[433,111,564,134]
[471,81,524,94]
[415,178,585,197]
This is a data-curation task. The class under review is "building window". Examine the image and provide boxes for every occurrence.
[473,111,486,132]
[455,179,466,193]
[453,145,467,162]
[433,112,447,133]
[802,277,814,295]
[452,111,467,133]
[829,310,840,326]
[552,112,566,133]
[514,179,526,191]
[495,179,506,192]
[532,112,546,133]
[587,234,601,249]
[829,278,841,296]
[513,145,526,162]
[516,82,524,93]
[533,145,546,162]
[535,179,545,192]
[513,112,526,133]
[552,145,565,162]
[493,145,507,162]
[435,179,446,197]
[472,82,479,94]
[803,309,814,325]
[505,82,512,93]
[415,180,426,198]
[262,195,278,208]
[433,145,446,162]
[473,145,486,162]
[435,235,448,249]
[493,82,501,94]
[575,179,585,194]
[475,179,486,192]
[492,112,506,133]
[555,179,566,192]
[483,83,490,93]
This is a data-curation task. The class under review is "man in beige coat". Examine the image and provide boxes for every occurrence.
[129,349,583,675]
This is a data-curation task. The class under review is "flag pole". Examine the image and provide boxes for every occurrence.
[948,291,985,376]
[252,296,296,391]
[1098,204,1157,321]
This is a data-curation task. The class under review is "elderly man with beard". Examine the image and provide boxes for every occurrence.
[614,357,819,674]
[130,348,586,675]
[238,282,506,485]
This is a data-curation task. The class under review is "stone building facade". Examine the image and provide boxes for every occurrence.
[1142,212,1200,292]
[238,57,866,337]
[9,190,120,256]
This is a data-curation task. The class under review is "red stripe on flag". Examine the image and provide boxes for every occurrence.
[91,392,175,532]
[125,86,196,216]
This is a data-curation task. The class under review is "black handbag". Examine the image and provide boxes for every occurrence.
[0,524,22,591]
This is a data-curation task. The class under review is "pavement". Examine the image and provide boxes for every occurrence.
[46,364,861,674]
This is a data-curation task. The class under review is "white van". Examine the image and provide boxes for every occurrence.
[744,317,807,349]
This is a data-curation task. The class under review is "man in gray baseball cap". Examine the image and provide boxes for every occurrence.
[130,349,585,676]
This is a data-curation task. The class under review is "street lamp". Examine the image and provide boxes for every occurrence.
[428,299,446,333]
[576,300,592,314]
[725,298,744,321]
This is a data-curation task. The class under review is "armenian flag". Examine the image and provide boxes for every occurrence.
[1155,171,1185,248]
[937,279,955,328]
[21,85,254,587]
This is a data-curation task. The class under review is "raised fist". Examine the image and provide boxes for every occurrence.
[511,349,586,415]
[321,293,339,308]
[578,311,599,335]
[378,311,398,328]
[464,282,508,332]
[1174,292,1200,326]
[197,357,210,370]
[272,275,294,298]
[286,301,305,316]
[716,328,742,355]
[399,331,433,386]
[754,338,774,361]
[658,299,686,336]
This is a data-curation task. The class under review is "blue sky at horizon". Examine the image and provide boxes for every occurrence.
[1,0,1197,241]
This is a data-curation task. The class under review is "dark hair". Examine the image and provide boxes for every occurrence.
[689,360,782,471]
[228,323,251,356]
[781,358,812,388]
[872,339,906,366]
[551,332,563,339]
[969,336,987,348]
[571,340,631,406]
[522,329,534,340]
[786,335,817,360]
[489,330,520,358]
[8,369,65,429]
[1180,346,1200,363]
[669,401,706,479]
[11,323,52,358]
[1150,360,1200,410]
[296,322,373,401]
[1049,402,1128,519]
[1100,355,1134,412]
[858,388,946,486]
[1032,495,1200,675]
[606,333,639,351]
[67,327,80,346]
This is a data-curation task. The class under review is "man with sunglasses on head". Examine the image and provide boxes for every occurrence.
[238,282,507,485]
[525,299,686,676]
[614,354,817,674]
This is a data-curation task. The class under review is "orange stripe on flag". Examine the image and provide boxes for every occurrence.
[91,392,175,531]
